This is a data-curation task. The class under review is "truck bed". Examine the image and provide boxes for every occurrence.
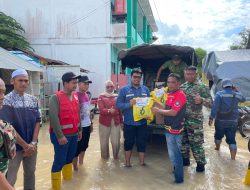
[147,123,166,135]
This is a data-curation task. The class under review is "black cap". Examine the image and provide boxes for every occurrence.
[62,72,80,82]
[79,76,92,83]
[172,54,182,60]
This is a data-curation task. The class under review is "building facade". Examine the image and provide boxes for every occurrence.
[0,0,157,97]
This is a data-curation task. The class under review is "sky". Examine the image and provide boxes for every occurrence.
[149,0,250,51]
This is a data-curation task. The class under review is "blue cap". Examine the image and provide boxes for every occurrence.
[11,69,28,79]
[222,79,233,88]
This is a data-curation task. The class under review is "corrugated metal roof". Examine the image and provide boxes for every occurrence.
[10,50,44,68]
[0,47,44,72]
[15,48,89,73]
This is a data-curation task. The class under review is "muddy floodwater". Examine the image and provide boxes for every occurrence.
[15,112,250,190]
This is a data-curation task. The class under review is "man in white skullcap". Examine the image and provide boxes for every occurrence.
[0,68,41,190]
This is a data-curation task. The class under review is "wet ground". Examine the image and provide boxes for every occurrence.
[15,111,250,190]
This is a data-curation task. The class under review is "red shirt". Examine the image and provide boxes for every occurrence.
[98,94,123,127]
[166,89,186,112]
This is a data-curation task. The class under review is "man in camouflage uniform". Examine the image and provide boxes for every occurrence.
[0,78,15,190]
[180,66,212,172]
[156,55,187,83]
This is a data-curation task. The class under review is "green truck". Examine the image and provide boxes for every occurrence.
[118,44,198,135]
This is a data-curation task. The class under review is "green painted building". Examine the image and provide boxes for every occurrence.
[111,0,157,85]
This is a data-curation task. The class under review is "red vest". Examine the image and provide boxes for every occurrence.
[50,91,80,135]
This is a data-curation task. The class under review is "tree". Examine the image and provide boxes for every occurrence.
[195,48,207,67]
[0,12,33,50]
[230,27,250,50]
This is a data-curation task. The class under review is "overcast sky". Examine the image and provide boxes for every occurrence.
[149,0,250,51]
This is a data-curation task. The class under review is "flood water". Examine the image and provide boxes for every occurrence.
[15,110,250,190]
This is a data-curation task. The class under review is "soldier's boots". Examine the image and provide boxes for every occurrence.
[183,158,190,166]
[196,162,205,172]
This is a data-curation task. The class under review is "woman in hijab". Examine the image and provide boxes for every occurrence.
[97,80,123,159]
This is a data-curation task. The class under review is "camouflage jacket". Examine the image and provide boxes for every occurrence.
[180,80,212,120]
[0,120,16,174]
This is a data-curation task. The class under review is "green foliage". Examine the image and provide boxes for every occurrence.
[195,48,207,67]
[0,12,33,51]
[229,27,250,50]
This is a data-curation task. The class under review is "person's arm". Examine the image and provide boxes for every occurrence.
[0,172,14,190]
[235,91,246,102]
[152,107,178,116]
[208,94,221,126]
[156,62,169,81]
[0,103,14,125]
[200,84,213,108]
[209,94,220,120]
[31,122,40,150]
[116,88,131,111]
[49,95,64,139]
[16,133,28,149]
[32,102,41,144]
[146,87,150,97]
[0,101,34,154]
[152,92,186,117]
[32,124,40,143]
[119,112,123,124]
[97,96,110,115]
[77,99,82,140]
[152,100,165,109]
[16,132,35,157]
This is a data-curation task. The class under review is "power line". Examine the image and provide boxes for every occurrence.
[152,0,168,43]
[66,0,110,27]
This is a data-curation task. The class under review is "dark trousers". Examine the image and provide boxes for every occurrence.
[123,124,147,152]
[214,120,237,145]
[50,132,78,172]
[75,126,91,157]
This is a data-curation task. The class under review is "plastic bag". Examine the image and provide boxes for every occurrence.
[151,87,168,105]
[133,97,154,122]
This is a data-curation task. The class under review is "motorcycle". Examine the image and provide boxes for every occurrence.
[86,91,99,120]
[238,106,250,138]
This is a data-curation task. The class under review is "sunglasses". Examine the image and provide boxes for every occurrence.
[132,75,142,79]
[106,86,114,88]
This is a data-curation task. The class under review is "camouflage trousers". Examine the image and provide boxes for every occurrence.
[181,118,207,165]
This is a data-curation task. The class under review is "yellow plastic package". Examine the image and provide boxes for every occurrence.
[151,87,168,105]
[133,97,154,123]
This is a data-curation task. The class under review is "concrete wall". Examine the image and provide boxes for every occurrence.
[0,0,112,97]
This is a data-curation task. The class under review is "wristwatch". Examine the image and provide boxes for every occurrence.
[31,141,38,146]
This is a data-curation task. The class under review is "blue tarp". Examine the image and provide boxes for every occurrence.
[202,49,250,101]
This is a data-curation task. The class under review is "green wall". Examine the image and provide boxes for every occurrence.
[126,0,153,74]
[127,0,153,48]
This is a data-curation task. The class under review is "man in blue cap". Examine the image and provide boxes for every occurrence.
[0,69,41,190]
[209,79,246,160]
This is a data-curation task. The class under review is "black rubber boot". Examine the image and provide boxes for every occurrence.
[183,158,190,166]
[196,163,205,172]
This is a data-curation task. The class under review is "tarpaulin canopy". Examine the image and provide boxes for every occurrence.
[118,44,198,72]
[0,47,44,72]
[202,49,250,100]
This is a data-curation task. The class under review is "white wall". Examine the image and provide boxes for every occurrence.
[0,0,112,97]
[0,0,111,39]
